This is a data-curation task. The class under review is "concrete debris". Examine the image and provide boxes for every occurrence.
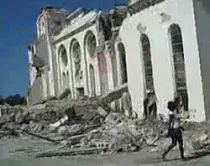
[99,83,128,105]
[58,89,71,100]
[190,131,210,155]
[0,96,209,158]
[35,147,106,158]
[49,115,69,130]
[22,129,60,143]
[15,110,30,124]
[96,107,108,117]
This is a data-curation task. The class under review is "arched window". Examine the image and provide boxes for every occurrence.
[61,49,68,67]
[118,43,128,84]
[141,34,154,91]
[58,45,68,67]
[169,24,187,90]
[71,40,81,79]
[169,24,188,112]
[85,31,96,58]
[58,45,68,91]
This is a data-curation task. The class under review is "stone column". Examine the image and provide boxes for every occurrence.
[42,70,48,101]
[104,42,114,91]
[46,36,55,97]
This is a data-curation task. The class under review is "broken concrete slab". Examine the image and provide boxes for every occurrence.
[49,115,69,130]
[97,107,108,117]
[58,89,71,100]
[35,147,106,158]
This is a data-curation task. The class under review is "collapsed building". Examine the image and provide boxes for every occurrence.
[28,0,210,122]
[27,5,130,112]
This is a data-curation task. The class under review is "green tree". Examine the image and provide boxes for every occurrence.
[5,94,26,106]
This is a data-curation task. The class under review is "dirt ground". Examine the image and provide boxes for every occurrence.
[0,136,209,166]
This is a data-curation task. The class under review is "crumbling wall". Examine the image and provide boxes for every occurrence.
[47,10,67,36]
[52,46,59,97]
[36,35,50,97]
[98,52,109,95]
[28,35,51,105]
[36,35,49,67]
[28,77,44,105]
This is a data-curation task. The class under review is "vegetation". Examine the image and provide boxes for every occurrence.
[0,94,27,106]
[0,96,5,105]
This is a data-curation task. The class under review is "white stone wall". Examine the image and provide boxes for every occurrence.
[46,34,55,97]
[36,11,56,98]
[36,12,47,39]
[193,0,210,120]
[120,0,205,122]
[28,48,37,87]
[84,30,101,97]
[54,24,101,98]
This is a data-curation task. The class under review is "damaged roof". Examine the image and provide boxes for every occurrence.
[128,0,165,15]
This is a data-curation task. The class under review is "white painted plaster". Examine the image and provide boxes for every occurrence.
[54,23,100,98]
[120,0,205,122]
[104,48,115,91]
[192,0,210,120]
[46,33,55,97]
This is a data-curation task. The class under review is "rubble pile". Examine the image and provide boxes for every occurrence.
[0,98,170,157]
[1,96,210,158]
[182,121,210,157]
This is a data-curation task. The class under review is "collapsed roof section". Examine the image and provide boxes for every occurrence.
[128,0,165,15]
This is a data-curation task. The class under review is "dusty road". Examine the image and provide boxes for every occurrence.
[0,136,209,166]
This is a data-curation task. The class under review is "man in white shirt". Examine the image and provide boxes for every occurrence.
[161,101,185,161]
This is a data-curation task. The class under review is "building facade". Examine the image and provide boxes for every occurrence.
[28,0,210,122]
[28,6,128,109]
[120,0,210,122]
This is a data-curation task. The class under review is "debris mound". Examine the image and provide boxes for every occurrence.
[0,96,209,158]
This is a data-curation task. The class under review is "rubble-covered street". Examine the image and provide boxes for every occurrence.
[0,96,210,165]
[0,134,210,166]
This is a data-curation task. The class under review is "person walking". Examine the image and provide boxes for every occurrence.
[161,101,185,161]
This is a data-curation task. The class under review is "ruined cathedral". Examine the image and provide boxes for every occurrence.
[28,0,210,122]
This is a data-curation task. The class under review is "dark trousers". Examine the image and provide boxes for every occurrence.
[162,128,184,159]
